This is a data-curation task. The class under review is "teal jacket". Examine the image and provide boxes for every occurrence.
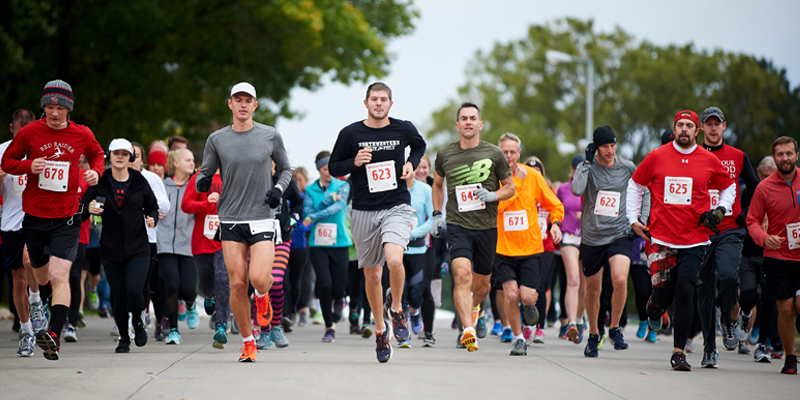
[302,179,352,247]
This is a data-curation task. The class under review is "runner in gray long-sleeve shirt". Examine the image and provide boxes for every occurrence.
[195,82,291,363]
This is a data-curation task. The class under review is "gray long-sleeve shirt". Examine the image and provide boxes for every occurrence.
[197,122,292,222]
[571,156,650,246]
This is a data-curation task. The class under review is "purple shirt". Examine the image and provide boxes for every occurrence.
[557,180,582,236]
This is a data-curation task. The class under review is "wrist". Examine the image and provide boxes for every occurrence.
[553,221,561,227]
[433,210,442,217]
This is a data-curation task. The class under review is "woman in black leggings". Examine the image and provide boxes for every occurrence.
[81,139,159,353]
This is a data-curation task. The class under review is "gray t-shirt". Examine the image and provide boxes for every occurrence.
[197,122,292,222]
[570,156,650,246]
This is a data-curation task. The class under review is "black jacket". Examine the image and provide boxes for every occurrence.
[273,175,304,238]
[81,168,159,263]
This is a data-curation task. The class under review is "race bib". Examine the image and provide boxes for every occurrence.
[315,223,337,246]
[455,184,485,212]
[203,215,220,240]
[538,209,550,238]
[38,160,69,192]
[708,189,733,216]
[664,177,692,205]
[787,222,800,250]
[12,174,27,196]
[248,219,274,235]
[366,160,397,193]
[503,210,529,232]
[594,190,620,217]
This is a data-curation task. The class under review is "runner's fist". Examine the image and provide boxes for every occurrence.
[265,187,282,208]
[430,212,445,238]
[354,147,372,167]
[474,188,497,202]
[31,158,46,174]
[197,175,212,193]
[585,143,597,164]
[84,169,100,186]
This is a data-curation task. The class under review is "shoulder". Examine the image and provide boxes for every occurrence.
[619,157,637,174]
[436,142,459,157]
[418,181,432,193]
[253,122,278,138]
[207,126,231,142]
[389,118,418,132]
[339,121,364,135]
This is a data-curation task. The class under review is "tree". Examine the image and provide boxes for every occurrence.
[0,0,418,146]
[426,18,800,182]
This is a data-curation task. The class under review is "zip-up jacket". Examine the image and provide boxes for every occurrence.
[300,178,352,247]
[157,176,194,256]
[747,167,800,261]
[273,174,304,239]
[182,173,223,255]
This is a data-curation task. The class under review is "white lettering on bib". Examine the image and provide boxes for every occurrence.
[366,160,397,193]
[708,189,733,216]
[203,215,220,240]
[13,175,27,196]
[38,160,69,192]
[538,209,550,238]
[664,177,692,205]
[503,210,529,232]
[594,190,621,217]
[787,222,800,250]
[455,184,485,212]
[315,223,337,246]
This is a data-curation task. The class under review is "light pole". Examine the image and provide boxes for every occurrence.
[546,50,594,147]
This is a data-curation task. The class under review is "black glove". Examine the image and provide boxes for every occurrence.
[698,206,726,234]
[197,176,212,193]
[265,187,283,208]
[585,143,597,164]
[735,210,747,228]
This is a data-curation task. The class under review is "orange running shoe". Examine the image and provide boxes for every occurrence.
[461,327,479,352]
[238,339,257,362]
[254,294,273,328]
[566,323,579,343]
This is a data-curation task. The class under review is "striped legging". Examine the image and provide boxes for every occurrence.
[268,241,291,327]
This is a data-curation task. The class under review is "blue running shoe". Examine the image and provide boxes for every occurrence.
[257,330,272,349]
[389,309,409,342]
[186,306,200,329]
[213,323,227,349]
[500,328,513,343]
[609,327,629,350]
[575,324,585,344]
[165,330,182,345]
[398,339,411,348]
[559,324,569,339]
[647,328,658,343]
[409,311,423,335]
[491,321,503,336]
[476,314,487,339]
[270,326,290,348]
[637,321,648,339]
[204,298,216,315]
[584,334,599,357]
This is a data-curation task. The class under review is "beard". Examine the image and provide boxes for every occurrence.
[778,160,797,175]
[676,134,694,147]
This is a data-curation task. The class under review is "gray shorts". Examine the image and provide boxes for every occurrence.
[350,204,413,269]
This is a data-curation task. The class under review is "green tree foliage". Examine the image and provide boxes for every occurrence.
[427,18,800,182]
[0,0,418,145]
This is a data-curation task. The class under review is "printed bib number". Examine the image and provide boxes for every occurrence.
[503,210,529,232]
[664,177,692,205]
[203,215,220,240]
[38,160,69,192]
[366,160,397,193]
[594,190,621,217]
[787,222,800,250]
[315,223,337,246]
[455,184,485,212]
[538,209,550,238]
[13,175,27,196]
[708,189,733,216]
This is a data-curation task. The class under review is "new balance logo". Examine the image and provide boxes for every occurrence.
[681,159,688,164]
[448,158,493,185]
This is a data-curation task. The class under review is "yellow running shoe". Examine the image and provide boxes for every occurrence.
[461,327,479,352]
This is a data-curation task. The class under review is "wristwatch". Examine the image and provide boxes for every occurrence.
[553,221,562,227]
[433,211,442,217]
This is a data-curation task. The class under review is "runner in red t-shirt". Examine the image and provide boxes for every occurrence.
[626,110,735,371]
[0,80,105,361]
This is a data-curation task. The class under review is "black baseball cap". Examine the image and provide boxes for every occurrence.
[700,107,725,123]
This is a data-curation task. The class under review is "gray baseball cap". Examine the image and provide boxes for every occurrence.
[701,106,725,123]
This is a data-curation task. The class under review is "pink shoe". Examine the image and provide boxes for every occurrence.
[533,328,545,344]
[523,325,532,344]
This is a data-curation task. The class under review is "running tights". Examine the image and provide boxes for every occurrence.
[648,276,695,350]
[310,247,348,328]
[268,242,291,327]
[629,262,651,321]
[158,254,197,330]
[104,256,149,340]
[536,251,554,329]
[195,250,230,326]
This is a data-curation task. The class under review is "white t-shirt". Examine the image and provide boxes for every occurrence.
[0,140,25,232]
[141,169,170,243]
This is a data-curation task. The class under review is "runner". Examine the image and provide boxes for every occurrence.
[1,80,105,360]
[430,102,514,353]
[195,82,292,362]
[559,154,587,343]
[572,126,650,357]
[746,136,800,375]
[625,110,735,371]
[328,82,426,362]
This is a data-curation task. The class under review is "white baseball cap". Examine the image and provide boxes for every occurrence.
[230,82,257,98]
[108,138,133,154]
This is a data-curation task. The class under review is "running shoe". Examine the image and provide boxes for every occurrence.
[35,330,60,360]
[636,321,648,339]
[230,317,240,334]
[701,350,718,368]
[204,298,216,316]
[254,295,273,328]
[63,325,78,343]
[77,311,86,328]
[311,311,324,325]
[376,321,393,363]
[98,304,111,318]
[178,300,186,321]
[252,328,261,341]
[609,327,629,350]
[155,317,169,341]
[670,351,691,371]
[165,330,182,345]
[213,323,228,350]
[738,341,751,355]
[721,320,737,351]
[509,338,527,356]
[281,316,293,333]
[523,325,533,344]
[646,328,658,343]
[771,349,784,360]
[684,339,695,354]
[398,339,411,348]
[361,325,373,339]
[533,328,545,344]
[239,339,257,362]
[597,333,607,350]
[456,332,465,349]
[584,334,599,358]
[735,310,751,341]
[576,324,585,344]
[781,355,797,375]
[257,330,272,349]
[749,328,759,345]
[87,289,100,310]
[270,326,290,348]
[423,333,436,347]
[186,305,200,329]
[332,299,346,323]
[500,328,513,343]
[297,311,309,327]
[476,313,487,339]
[565,323,579,343]
[460,327,478,352]
[115,338,131,354]
[29,301,48,332]
[389,309,410,343]
[18,333,35,357]
[350,324,362,335]
[648,312,670,332]
[491,321,503,336]
[522,304,539,327]
[409,311,423,335]
[134,321,147,347]
[753,343,771,363]
[322,328,336,343]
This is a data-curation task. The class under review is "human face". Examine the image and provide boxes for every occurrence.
[318,165,332,182]
[773,143,798,175]
[293,172,307,192]
[43,105,69,129]
[598,143,616,164]
[701,116,726,146]
[110,150,131,170]
[131,146,144,171]
[175,152,195,176]
[673,118,698,149]
[228,93,258,122]
[499,139,520,168]
[757,166,776,181]
[170,142,187,150]
[415,159,430,182]
[148,163,165,179]
[455,107,483,140]
[10,119,29,135]
[364,90,392,121]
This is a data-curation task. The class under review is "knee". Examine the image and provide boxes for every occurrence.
[505,290,520,306]
[453,271,471,288]
[385,254,403,270]
[776,300,794,316]
[521,290,537,306]
[585,285,601,300]
[364,271,381,287]
[567,275,580,288]
[229,279,248,295]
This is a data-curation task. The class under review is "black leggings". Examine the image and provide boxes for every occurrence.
[347,259,372,326]
[630,262,651,321]
[536,251,554,329]
[420,246,438,334]
[556,253,567,321]
[310,247,348,328]
[104,256,150,340]
[286,246,310,316]
[403,253,426,310]
[68,244,87,326]
[648,276,695,350]
[148,244,166,323]
[158,254,197,330]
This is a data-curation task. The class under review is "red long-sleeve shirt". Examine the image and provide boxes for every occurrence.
[746,168,800,261]
[1,119,105,219]
[181,173,223,255]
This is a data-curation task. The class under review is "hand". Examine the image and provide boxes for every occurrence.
[699,207,726,234]
[585,143,597,164]
[265,187,282,208]
[400,162,414,180]
[89,200,103,215]
[207,192,220,204]
[197,176,212,193]
[158,212,167,219]
[474,188,497,202]
[764,235,784,250]
[550,223,562,244]
[430,214,445,238]
[632,221,651,240]
[302,217,312,227]
[30,158,46,174]
[146,216,155,228]
[514,164,527,180]
[575,211,582,221]
[84,169,100,186]
[330,192,341,202]
[0,168,7,181]
[354,147,372,167]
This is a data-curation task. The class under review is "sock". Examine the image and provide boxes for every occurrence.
[410,309,420,316]
[49,304,69,336]
[29,290,41,304]
[375,328,385,335]
[503,325,510,331]
[242,334,254,344]
[393,308,403,314]
[514,334,525,342]
[254,289,265,298]
[21,321,33,336]
[569,320,576,326]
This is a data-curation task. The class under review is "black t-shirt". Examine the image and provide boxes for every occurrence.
[328,117,426,211]
[111,175,131,208]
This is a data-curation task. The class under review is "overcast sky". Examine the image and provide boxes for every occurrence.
[277,0,800,181]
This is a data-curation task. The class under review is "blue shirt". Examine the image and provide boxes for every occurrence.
[406,180,433,255]
[300,179,353,247]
